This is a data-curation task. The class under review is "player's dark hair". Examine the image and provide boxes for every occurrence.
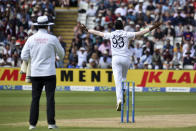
[115,20,123,30]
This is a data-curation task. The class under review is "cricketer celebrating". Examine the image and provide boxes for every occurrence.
[80,20,162,111]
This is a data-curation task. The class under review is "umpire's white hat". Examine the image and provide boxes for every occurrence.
[33,16,54,26]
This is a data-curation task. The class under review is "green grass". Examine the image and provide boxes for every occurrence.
[0,91,196,131]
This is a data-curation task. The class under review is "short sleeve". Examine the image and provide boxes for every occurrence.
[127,32,135,40]
[103,33,111,40]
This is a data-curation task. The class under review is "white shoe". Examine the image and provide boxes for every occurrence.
[116,100,122,111]
[48,124,58,129]
[29,125,36,130]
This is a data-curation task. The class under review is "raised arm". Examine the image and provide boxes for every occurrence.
[134,22,163,37]
[79,24,104,37]
[88,29,104,37]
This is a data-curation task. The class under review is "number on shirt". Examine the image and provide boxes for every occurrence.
[112,35,124,48]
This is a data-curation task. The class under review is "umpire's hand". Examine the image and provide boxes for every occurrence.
[149,21,163,31]
[79,23,88,33]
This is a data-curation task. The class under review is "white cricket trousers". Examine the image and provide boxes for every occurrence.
[112,56,130,104]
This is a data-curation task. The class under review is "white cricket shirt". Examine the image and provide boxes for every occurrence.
[77,50,87,67]
[21,29,65,77]
[103,30,135,57]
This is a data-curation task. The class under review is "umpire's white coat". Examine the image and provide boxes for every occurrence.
[104,30,135,104]
[21,29,65,77]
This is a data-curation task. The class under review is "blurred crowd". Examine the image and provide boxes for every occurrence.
[69,0,196,70]
[1,0,196,70]
[0,0,61,67]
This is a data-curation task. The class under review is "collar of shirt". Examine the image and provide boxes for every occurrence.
[38,29,48,33]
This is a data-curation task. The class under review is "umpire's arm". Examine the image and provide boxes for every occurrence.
[54,37,65,60]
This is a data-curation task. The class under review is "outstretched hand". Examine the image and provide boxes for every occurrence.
[149,21,163,31]
[79,23,88,33]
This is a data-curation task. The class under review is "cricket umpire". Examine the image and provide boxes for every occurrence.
[21,16,65,130]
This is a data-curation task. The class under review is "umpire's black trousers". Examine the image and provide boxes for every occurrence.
[29,75,56,126]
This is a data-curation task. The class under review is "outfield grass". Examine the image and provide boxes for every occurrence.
[0,91,196,131]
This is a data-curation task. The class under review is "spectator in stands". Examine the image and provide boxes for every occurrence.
[163,57,173,69]
[93,36,101,46]
[134,0,146,14]
[164,22,175,38]
[153,27,164,41]
[28,25,37,36]
[93,44,102,58]
[73,22,81,37]
[98,39,111,55]
[124,21,135,32]
[126,8,136,23]
[58,36,66,52]
[10,36,16,50]
[183,2,194,14]
[167,4,175,14]
[4,34,12,45]
[16,26,28,39]
[105,9,116,24]
[183,51,195,67]
[20,17,28,30]
[162,48,173,69]
[135,10,147,26]
[184,13,195,26]
[140,49,152,68]
[75,36,82,49]
[96,2,106,16]
[182,40,194,57]
[86,4,96,17]
[175,23,184,37]
[86,45,94,62]
[163,39,173,55]
[172,46,183,68]
[77,47,87,67]
[173,62,181,70]
[183,26,194,43]
[146,0,156,13]
[86,58,99,68]
[0,54,12,67]
[0,20,5,42]
[59,0,70,8]
[16,34,26,46]
[99,50,111,69]
[3,44,11,59]
[11,42,21,67]
[134,42,143,60]
[105,0,117,13]
[143,61,150,69]
[114,2,127,17]
[67,59,79,68]
[162,11,173,23]
[172,8,185,25]
[80,61,87,68]
[152,48,163,69]
[142,40,154,55]
[69,47,78,65]
[144,11,154,24]
[0,42,4,58]
[91,52,99,63]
